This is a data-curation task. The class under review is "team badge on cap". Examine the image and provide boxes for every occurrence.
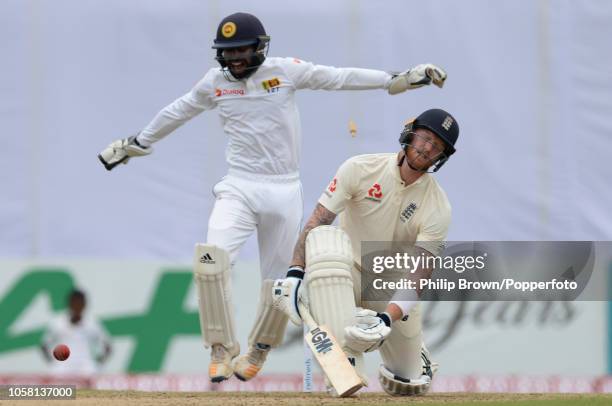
[222,22,237,38]
[441,116,454,131]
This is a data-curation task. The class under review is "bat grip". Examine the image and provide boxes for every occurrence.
[297,301,317,330]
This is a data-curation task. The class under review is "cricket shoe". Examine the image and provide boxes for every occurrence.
[421,344,439,379]
[233,343,271,381]
[209,343,240,383]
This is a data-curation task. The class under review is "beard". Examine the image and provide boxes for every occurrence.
[405,145,436,172]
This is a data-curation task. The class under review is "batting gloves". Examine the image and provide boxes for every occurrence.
[271,266,305,325]
[344,308,392,353]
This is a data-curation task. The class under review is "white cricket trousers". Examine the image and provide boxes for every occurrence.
[206,170,303,280]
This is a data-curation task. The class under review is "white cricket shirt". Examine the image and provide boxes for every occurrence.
[318,153,451,264]
[138,57,392,175]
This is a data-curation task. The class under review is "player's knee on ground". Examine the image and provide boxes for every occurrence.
[193,244,238,352]
[378,304,436,396]
[378,304,423,379]
[378,364,431,396]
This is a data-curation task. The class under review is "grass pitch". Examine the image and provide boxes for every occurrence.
[2,391,611,406]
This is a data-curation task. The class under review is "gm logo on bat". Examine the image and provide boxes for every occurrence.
[311,328,333,354]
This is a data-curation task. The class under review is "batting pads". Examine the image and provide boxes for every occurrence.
[304,226,364,378]
[247,279,288,348]
[193,244,238,352]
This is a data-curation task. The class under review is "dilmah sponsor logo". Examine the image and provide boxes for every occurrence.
[215,88,245,97]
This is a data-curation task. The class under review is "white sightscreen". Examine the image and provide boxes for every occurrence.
[1,0,611,260]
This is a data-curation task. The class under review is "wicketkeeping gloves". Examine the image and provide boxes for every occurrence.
[98,135,152,171]
[388,64,447,95]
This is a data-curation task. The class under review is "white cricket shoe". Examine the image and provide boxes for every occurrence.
[209,343,239,383]
[233,343,271,381]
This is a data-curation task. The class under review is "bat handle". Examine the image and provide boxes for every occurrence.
[297,300,316,330]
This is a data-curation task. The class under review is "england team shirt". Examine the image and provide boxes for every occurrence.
[138,57,392,176]
[318,153,451,266]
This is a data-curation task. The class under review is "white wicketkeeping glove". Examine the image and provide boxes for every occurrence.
[272,266,306,325]
[98,135,152,171]
[344,308,392,353]
[388,64,447,95]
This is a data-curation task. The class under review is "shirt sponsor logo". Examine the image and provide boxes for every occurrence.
[365,183,383,202]
[215,88,246,97]
[323,177,337,198]
[262,77,281,93]
[328,178,337,193]
[400,202,418,223]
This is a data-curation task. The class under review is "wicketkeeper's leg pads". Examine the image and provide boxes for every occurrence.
[193,244,238,353]
[247,279,289,348]
[304,226,365,381]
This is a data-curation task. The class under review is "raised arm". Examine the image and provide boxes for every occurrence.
[98,70,217,171]
[136,83,216,146]
[282,57,446,94]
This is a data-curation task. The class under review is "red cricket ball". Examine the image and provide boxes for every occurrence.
[53,344,70,361]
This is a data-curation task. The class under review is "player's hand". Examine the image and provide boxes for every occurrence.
[272,266,305,325]
[344,308,391,353]
[388,64,447,95]
[98,135,152,171]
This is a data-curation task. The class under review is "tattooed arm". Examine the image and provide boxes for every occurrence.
[271,203,337,324]
[290,203,337,268]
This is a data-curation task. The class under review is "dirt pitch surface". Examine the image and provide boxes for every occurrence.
[2,391,611,406]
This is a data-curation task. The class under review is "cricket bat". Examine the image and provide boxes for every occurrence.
[298,301,364,397]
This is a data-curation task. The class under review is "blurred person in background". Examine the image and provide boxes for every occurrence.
[40,289,112,375]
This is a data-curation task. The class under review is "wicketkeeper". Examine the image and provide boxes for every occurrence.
[98,11,449,383]
[273,108,459,396]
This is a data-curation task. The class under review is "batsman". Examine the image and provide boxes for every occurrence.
[273,108,459,396]
[98,12,448,383]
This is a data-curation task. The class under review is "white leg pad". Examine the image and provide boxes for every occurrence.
[193,243,238,351]
[247,279,289,348]
[304,226,364,379]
